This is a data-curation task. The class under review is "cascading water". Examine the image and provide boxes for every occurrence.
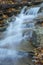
[0,6,37,65]
[0,6,36,48]
[25,7,40,15]
[0,48,31,65]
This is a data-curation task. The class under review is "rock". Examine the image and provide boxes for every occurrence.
[31,26,43,47]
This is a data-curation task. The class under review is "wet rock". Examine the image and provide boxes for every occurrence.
[31,31,40,47]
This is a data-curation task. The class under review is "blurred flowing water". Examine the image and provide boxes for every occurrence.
[0,6,35,49]
[0,48,34,65]
[0,6,36,65]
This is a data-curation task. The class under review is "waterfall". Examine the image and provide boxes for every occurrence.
[0,6,36,49]
[0,6,37,65]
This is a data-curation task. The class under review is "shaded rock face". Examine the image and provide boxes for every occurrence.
[31,31,40,47]
[0,49,33,65]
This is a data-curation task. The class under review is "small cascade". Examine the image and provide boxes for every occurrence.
[0,6,35,49]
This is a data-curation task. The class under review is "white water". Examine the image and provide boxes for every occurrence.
[0,48,30,65]
[0,48,28,58]
[0,6,36,49]
[0,6,40,65]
